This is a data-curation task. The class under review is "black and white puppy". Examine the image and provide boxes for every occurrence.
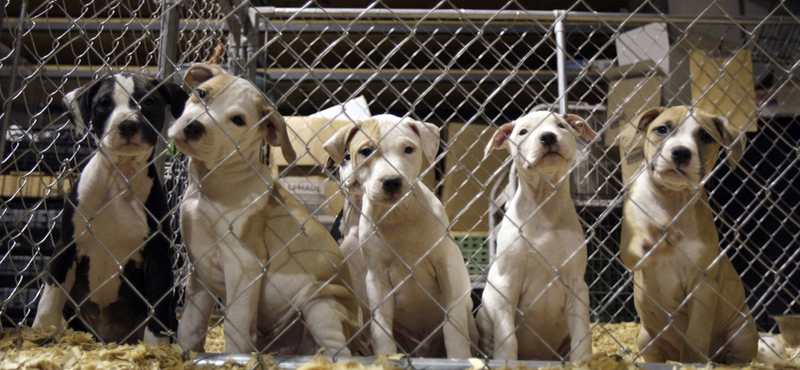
[33,74,187,345]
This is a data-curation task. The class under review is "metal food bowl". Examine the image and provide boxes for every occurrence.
[773,315,800,347]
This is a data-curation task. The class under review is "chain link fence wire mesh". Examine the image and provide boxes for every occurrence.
[1,0,798,365]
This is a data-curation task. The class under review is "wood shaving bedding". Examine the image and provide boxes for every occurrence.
[2,323,798,369]
[0,327,240,370]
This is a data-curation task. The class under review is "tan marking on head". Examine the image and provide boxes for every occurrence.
[641,106,691,164]
[189,73,237,104]
[349,118,382,168]
[182,63,228,92]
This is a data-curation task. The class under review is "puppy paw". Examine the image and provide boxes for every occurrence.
[641,220,682,255]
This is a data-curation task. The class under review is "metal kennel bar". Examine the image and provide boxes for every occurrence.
[253,7,794,25]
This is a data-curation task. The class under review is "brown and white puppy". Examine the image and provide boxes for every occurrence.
[169,64,359,355]
[621,106,757,363]
[323,114,478,358]
[477,111,594,361]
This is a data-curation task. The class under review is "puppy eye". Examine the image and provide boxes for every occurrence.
[142,97,155,106]
[196,89,207,99]
[557,123,567,129]
[699,130,715,144]
[97,99,112,109]
[231,115,246,127]
[359,147,373,157]
[519,129,528,136]
[344,154,351,162]
[404,146,414,154]
[654,125,669,135]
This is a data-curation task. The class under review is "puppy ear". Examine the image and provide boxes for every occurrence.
[634,107,664,132]
[621,107,664,148]
[323,124,360,164]
[262,109,297,164]
[484,122,515,159]
[710,115,746,168]
[155,79,189,119]
[183,64,226,91]
[407,120,441,165]
[324,157,338,171]
[63,81,102,136]
[564,114,597,140]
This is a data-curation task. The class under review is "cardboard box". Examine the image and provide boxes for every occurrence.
[689,49,758,132]
[616,23,670,74]
[0,172,70,199]
[604,72,663,148]
[606,75,663,184]
[441,122,506,233]
[273,116,356,169]
[278,175,342,220]
[758,77,800,117]
[272,97,372,169]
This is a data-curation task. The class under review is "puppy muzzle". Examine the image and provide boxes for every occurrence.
[670,146,692,168]
[381,176,402,195]
[118,120,140,141]
[183,120,206,141]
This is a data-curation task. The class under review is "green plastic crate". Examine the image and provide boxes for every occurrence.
[454,234,490,276]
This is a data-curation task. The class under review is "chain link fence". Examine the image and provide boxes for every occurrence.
[1,0,798,366]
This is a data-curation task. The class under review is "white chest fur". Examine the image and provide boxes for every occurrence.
[72,154,153,308]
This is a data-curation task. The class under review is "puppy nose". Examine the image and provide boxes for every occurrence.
[540,132,557,146]
[118,120,139,139]
[183,120,205,141]
[671,146,692,165]
[381,176,402,194]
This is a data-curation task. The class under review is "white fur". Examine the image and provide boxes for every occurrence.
[477,111,592,361]
[325,114,478,358]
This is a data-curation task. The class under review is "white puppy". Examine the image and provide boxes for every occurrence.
[621,106,757,363]
[478,111,595,361]
[169,64,359,355]
[323,114,478,358]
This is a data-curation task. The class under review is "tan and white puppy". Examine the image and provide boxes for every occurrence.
[169,64,359,355]
[621,106,757,363]
[324,114,478,358]
[325,151,372,355]
[477,111,595,361]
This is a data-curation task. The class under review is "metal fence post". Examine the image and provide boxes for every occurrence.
[553,9,567,115]
[156,0,181,183]
[246,6,258,82]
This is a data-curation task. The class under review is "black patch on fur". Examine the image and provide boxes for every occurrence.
[329,209,344,243]
[52,157,176,344]
[66,74,188,146]
[44,73,182,343]
[140,159,177,336]
[47,186,79,285]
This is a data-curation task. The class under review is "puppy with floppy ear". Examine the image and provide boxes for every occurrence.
[170,64,358,355]
[621,106,757,363]
[476,111,594,361]
[323,114,478,358]
[33,74,187,345]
